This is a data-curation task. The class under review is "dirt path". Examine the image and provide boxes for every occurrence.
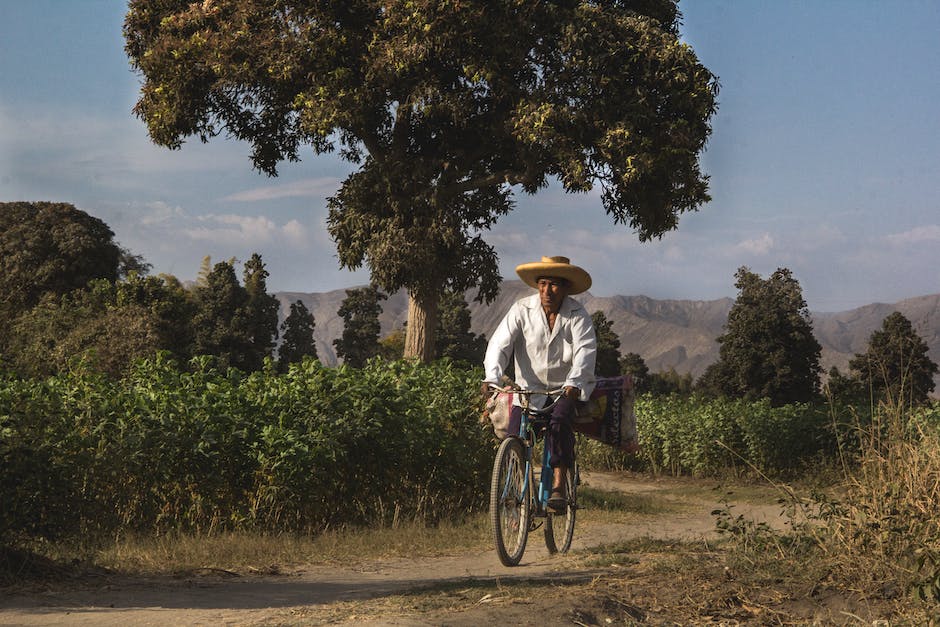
[0,472,787,626]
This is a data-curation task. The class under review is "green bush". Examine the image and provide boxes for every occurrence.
[4,354,878,548]
[0,355,491,546]
[579,394,838,477]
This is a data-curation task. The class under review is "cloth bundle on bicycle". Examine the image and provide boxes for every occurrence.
[573,375,639,453]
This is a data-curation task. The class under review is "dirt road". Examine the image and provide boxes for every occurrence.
[0,472,787,626]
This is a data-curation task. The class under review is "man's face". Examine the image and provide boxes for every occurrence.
[538,277,569,313]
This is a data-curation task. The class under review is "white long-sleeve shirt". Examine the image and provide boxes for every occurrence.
[483,293,597,405]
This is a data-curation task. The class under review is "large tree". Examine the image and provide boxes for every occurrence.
[701,267,822,406]
[124,0,719,360]
[848,312,937,407]
[0,202,122,340]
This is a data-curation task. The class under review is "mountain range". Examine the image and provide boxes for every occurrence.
[275,281,940,388]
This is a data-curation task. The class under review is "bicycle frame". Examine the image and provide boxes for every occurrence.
[490,384,578,566]
[517,404,555,519]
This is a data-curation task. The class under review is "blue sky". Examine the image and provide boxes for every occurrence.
[1,1,938,312]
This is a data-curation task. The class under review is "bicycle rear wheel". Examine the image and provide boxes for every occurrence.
[490,437,530,566]
[544,460,577,554]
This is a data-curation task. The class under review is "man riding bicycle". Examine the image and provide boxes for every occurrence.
[482,255,597,513]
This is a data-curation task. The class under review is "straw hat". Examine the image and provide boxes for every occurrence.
[515,256,592,295]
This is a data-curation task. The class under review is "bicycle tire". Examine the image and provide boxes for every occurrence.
[490,437,530,566]
[544,460,577,554]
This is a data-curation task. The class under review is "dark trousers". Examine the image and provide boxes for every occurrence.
[508,396,577,468]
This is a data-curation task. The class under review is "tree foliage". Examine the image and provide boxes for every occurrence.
[592,310,622,377]
[242,254,280,370]
[435,291,486,365]
[192,261,251,370]
[7,273,195,379]
[824,366,866,405]
[124,0,719,360]
[333,285,386,368]
[848,312,938,407]
[619,352,649,380]
[618,352,692,395]
[700,267,822,406]
[192,257,279,371]
[647,367,695,396]
[378,328,406,361]
[0,202,124,349]
[10,289,158,379]
[278,300,318,372]
[0,201,284,377]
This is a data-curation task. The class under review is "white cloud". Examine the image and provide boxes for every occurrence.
[733,232,774,255]
[282,219,309,247]
[139,201,185,226]
[222,177,342,202]
[187,214,275,244]
[663,245,686,263]
[184,213,311,248]
[885,224,940,246]
[484,230,530,251]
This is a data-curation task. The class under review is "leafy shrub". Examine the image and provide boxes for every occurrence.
[579,394,836,477]
[0,356,491,546]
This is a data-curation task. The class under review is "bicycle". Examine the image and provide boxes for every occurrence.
[487,384,579,567]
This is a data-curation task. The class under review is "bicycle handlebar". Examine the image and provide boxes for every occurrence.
[485,382,565,397]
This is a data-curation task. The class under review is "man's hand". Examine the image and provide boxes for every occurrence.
[564,386,581,400]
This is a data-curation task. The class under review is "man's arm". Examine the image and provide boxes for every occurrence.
[482,303,521,390]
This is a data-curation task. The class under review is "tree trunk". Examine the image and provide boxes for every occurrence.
[403,290,439,362]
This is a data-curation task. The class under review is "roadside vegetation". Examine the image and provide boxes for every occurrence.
[3,202,940,622]
[3,353,938,615]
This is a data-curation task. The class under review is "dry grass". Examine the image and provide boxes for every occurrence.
[30,481,657,578]
[25,484,657,578]
[818,399,940,601]
[702,396,940,623]
[70,516,491,576]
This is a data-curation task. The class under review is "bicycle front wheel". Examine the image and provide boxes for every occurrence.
[544,460,577,554]
[490,437,530,566]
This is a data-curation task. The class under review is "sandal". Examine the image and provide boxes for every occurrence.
[547,488,567,513]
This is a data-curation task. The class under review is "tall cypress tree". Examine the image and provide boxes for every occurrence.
[278,300,318,372]
[592,311,622,377]
[192,261,252,371]
[242,253,280,370]
[333,285,386,368]
[435,290,486,365]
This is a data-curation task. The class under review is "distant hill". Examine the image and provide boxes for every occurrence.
[275,282,940,389]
